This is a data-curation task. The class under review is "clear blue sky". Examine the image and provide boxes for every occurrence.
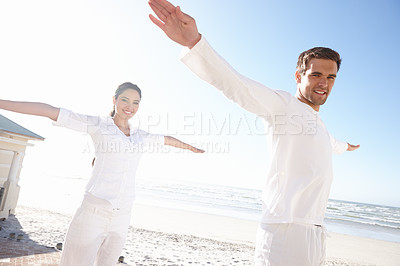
[1,0,399,207]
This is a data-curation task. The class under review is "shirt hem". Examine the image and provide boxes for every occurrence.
[260,218,324,226]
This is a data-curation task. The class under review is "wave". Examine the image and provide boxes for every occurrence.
[136,179,400,236]
[326,217,400,230]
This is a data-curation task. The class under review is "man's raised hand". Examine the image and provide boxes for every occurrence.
[148,0,201,48]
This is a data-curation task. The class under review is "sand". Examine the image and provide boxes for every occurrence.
[131,204,400,266]
[1,204,399,266]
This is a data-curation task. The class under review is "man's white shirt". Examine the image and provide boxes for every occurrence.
[180,37,348,225]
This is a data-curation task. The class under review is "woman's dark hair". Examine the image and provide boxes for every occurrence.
[110,82,142,117]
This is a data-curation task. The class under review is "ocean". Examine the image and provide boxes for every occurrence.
[135,178,400,243]
[18,174,400,243]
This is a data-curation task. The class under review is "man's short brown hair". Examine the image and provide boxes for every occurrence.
[296,47,342,75]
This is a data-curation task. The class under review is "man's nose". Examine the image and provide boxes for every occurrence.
[318,78,328,87]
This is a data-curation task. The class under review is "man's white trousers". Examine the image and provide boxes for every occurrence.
[255,223,326,266]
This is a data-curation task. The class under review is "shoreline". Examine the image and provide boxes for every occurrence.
[17,174,400,245]
[131,203,258,245]
[131,204,400,266]
[1,204,399,265]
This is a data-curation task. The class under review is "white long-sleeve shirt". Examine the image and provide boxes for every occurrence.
[54,108,164,209]
[181,37,348,225]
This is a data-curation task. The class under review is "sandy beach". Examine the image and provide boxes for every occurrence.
[1,204,399,266]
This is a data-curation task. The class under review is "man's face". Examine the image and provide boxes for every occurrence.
[295,58,338,111]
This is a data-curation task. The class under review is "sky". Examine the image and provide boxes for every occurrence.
[0,0,399,207]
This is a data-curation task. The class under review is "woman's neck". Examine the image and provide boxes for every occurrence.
[112,115,130,135]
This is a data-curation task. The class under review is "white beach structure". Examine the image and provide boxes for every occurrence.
[0,114,44,219]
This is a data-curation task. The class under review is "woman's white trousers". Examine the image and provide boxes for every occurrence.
[59,199,131,266]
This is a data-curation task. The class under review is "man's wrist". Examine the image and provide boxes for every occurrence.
[188,34,202,49]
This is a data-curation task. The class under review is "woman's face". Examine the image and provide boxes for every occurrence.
[113,89,141,120]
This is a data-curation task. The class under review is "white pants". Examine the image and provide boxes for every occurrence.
[254,223,326,266]
[59,197,132,266]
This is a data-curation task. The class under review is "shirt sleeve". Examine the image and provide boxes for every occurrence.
[330,134,348,154]
[136,129,165,146]
[53,108,101,135]
[180,36,290,117]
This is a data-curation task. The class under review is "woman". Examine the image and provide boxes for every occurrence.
[0,82,204,265]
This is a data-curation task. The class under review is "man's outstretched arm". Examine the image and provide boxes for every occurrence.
[331,135,360,153]
[148,0,201,48]
[148,0,289,117]
[347,143,360,151]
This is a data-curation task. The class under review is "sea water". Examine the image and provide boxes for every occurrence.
[18,174,400,243]
[135,178,400,243]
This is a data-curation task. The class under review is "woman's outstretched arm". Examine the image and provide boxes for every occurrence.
[0,99,60,121]
[164,136,205,153]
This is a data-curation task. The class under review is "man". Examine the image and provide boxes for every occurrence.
[148,0,360,265]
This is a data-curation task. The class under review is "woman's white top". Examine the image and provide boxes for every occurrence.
[54,108,164,209]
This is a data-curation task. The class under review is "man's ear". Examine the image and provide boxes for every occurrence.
[295,71,302,84]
